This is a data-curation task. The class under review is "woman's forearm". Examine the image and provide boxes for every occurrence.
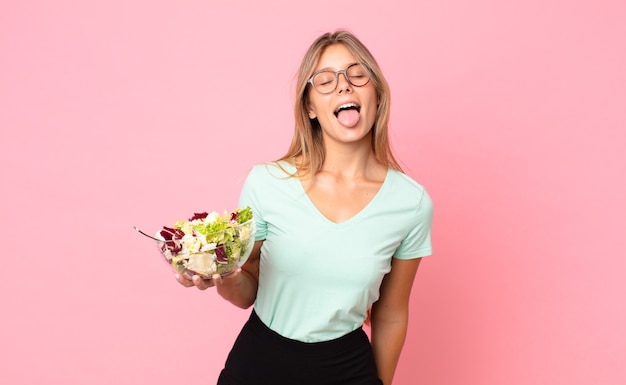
[217,268,258,308]
[371,311,409,385]
[370,258,421,384]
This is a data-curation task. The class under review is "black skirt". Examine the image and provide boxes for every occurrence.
[217,310,383,385]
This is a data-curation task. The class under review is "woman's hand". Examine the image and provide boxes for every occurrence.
[173,240,263,309]
[174,268,240,289]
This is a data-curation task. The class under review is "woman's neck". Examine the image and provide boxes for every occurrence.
[320,141,383,180]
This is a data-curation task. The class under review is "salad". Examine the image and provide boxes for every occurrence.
[155,207,255,278]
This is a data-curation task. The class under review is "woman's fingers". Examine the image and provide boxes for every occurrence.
[175,268,241,291]
[192,274,216,290]
[175,273,195,287]
[175,273,214,289]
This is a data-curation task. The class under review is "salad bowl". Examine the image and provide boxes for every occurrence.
[135,208,256,279]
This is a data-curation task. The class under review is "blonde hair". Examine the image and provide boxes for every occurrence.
[278,30,402,177]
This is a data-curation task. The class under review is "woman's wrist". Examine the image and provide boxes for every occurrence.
[216,268,257,308]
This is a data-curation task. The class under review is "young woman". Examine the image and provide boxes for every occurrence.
[176,30,433,385]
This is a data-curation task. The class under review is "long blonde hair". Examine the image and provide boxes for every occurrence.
[278,30,402,177]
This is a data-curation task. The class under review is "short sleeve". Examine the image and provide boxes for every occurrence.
[393,189,434,259]
[238,166,268,241]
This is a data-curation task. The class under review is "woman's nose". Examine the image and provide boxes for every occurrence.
[336,72,352,93]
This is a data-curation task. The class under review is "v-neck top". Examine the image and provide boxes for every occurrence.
[238,161,433,342]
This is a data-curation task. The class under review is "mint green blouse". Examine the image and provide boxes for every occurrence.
[238,162,433,342]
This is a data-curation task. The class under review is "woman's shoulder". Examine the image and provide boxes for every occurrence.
[380,170,433,225]
[387,169,428,195]
[383,169,433,212]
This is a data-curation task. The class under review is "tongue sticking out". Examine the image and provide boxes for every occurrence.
[337,109,360,127]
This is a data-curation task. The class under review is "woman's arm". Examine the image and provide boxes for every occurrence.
[176,240,263,309]
[370,257,421,385]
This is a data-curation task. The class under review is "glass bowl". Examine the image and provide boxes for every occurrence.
[154,219,256,279]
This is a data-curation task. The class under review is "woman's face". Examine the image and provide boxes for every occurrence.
[307,44,378,146]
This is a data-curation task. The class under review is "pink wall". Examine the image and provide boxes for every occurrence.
[1,1,624,384]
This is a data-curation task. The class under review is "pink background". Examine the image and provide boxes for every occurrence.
[1,0,625,384]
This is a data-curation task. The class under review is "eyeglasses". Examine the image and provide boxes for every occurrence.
[307,63,371,94]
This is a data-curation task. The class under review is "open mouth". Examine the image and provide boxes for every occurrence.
[334,103,361,117]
